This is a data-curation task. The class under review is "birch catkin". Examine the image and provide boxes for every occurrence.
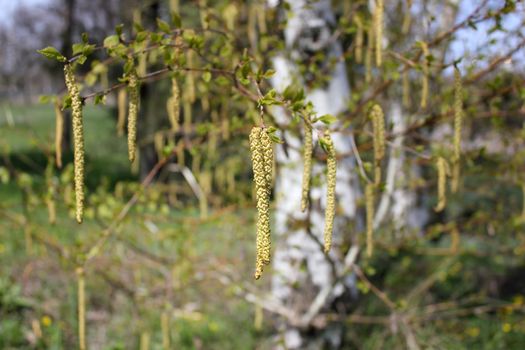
[249,127,273,279]
[323,131,337,253]
[64,64,85,224]
[167,77,180,132]
[420,41,429,109]
[371,104,385,185]
[354,15,364,63]
[366,24,374,83]
[128,69,139,163]
[366,183,375,257]
[402,70,410,108]
[117,88,127,137]
[374,0,384,67]
[453,68,463,161]
[451,68,463,194]
[435,156,449,212]
[54,101,64,168]
[402,0,413,34]
[76,267,86,350]
[300,122,313,212]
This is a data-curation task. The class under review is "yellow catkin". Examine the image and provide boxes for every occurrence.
[64,64,85,224]
[435,156,449,212]
[371,104,385,185]
[402,70,410,108]
[167,77,180,132]
[374,0,384,67]
[54,101,63,168]
[117,88,127,136]
[365,183,375,257]
[183,100,192,134]
[76,267,86,350]
[169,0,179,13]
[154,132,164,160]
[420,41,429,109]
[323,131,337,253]
[521,183,525,221]
[402,0,413,34]
[254,304,263,331]
[176,140,185,167]
[140,331,150,350]
[354,15,364,63]
[365,25,374,83]
[249,127,272,279]
[128,69,139,163]
[45,160,57,224]
[185,51,196,104]
[301,123,313,212]
[452,67,463,191]
[161,311,170,349]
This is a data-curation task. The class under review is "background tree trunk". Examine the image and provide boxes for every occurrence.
[269,1,358,348]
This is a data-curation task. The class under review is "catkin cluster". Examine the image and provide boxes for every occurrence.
[64,64,85,224]
[354,15,364,63]
[451,67,463,193]
[371,104,385,185]
[374,0,384,67]
[249,127,273,279]
[127,69,139,163]
[420,41,429,109]
[402,0,413,34]
[300,123,313,212]
[54,101,64,168]
[323,131,337,253]
[365,183,375,257]
[365,24,374,83]
[166,77,180,131]
[435,156,450,212]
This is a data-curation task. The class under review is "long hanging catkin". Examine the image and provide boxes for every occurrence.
[374,0,384,67]
[420,41,429,109]
[249,127,272,279]
[371,104,385,185]
[435,156,449,212]
[402,0,413,34]
[354,15,364,64]
[127,68,139,163]
[166,76,180,132]
[64,64,85,224]
[323,131,337,253]
[301,122,313,212]
[365,183,375,257]
[54,100,64,168]
[365,24,374,83]
[451,67,463,193]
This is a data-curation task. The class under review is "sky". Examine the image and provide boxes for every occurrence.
[0,0,50,23]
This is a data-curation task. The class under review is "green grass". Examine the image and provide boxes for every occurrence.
[0,104,264,349]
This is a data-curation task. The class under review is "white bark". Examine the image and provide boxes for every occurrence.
[268,1,357,348]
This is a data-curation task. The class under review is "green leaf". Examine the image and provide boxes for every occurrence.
[38,95,51,104]
[202,71,212,83]
[94,94,106,105]
[37,47,66,62]
[317,114,338,125]
[171,12,182,28]
[157,18,171,33]
[103,35,120,48]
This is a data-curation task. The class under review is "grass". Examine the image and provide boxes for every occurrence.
[0,103,265,349]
